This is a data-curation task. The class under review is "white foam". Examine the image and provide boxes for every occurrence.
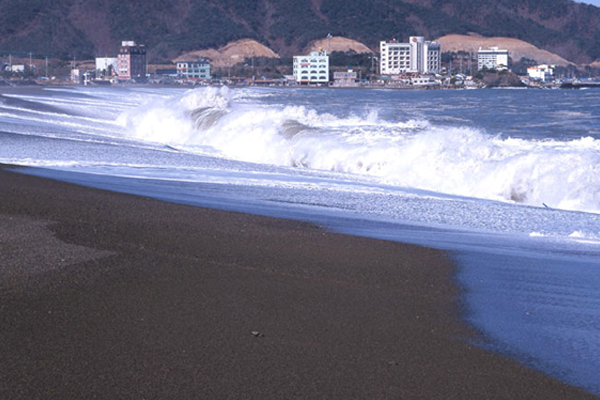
[119,87,600,214]
[529,232,547,237]
[568,230,600,243]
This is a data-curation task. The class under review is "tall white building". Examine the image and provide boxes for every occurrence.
[117,41,146,79]
[478,47,509,71]
[293,49,329,84]
[380,37,441,75]
[409,36,441,73]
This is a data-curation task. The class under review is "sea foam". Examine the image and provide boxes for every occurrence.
[120,87,600,214]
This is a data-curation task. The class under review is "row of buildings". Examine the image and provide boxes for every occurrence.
[89,41,211,83]
[292,37,517,86]
[292,36,444,85]
[93,41,148,81]
[83,37,548,86]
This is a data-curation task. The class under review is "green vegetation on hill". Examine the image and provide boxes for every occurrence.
[169,0,255,52]
[269,1,329,48]
[0,0,96,59]
[1,0,599,64]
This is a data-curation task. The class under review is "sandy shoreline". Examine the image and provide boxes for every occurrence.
[1,165,597,399]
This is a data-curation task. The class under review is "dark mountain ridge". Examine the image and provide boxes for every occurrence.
[1,0,599,64]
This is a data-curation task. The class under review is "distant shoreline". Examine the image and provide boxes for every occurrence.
[0,80,507,91]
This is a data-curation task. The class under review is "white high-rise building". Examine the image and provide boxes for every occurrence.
[380,40,411,74]
[477,47,509,71]
[293,49,329,84]
[409,36,441,74]
[380,37,441,75]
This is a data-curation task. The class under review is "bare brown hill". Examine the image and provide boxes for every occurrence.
[174,39,280,68]
[436,34,574,67]
[304,36,373,54]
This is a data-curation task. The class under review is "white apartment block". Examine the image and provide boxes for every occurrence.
[527,64,555,82]
[177,60,211,80]
[293,49,329,84]
[478,47,509,71]
[380,37,441,75]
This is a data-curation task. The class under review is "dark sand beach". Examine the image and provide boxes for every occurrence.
[1,165,597,399]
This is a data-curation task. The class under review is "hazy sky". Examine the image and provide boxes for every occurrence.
[576,0,600,7]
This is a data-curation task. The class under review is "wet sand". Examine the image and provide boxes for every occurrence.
[1,165,597,399]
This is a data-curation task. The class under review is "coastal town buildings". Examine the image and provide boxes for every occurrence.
[527,64,555,82]
[477,47,509,71]
[176,59,211,80]
[293,49,329,84]
[333,69,358,86]
[70,69,92,85]
[379,37,441,75]
[117,41,146,80]
[10,64,25,73]
[95,57,118,77]
[409,75,439,86]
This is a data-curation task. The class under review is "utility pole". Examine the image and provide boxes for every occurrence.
[370,56,378,81]
[468,54,472,76]
[45,56,48,78]
[29,52,33,74]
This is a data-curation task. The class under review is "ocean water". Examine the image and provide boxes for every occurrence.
[2,85,600,394]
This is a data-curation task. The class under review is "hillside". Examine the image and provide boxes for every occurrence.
[436,34,575,67]
[304,37,374,55]
[175,39,280,68]
[1,0,599,64]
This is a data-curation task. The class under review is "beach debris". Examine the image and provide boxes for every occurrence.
[388,360,399,366]
[251,331,264,337]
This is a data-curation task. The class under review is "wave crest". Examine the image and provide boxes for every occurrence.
[121,87,600,213]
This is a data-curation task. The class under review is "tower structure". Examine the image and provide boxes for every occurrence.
[380,37,440,75]
[117,41,146,80]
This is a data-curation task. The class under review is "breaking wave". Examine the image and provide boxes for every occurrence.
[121,87,600,213]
